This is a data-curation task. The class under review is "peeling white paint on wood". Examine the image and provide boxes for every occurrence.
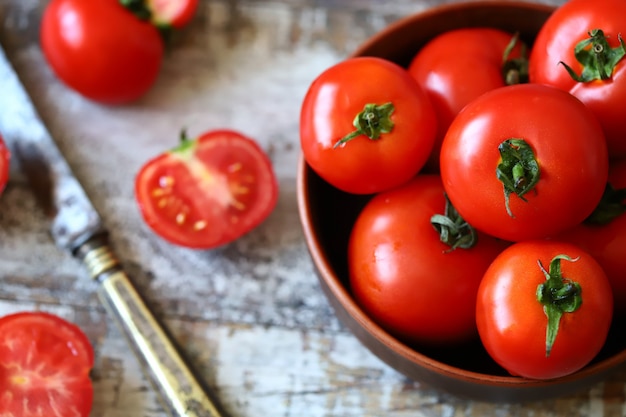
[1,1,623,416]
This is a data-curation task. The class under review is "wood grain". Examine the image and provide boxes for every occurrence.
[2,1,624,416]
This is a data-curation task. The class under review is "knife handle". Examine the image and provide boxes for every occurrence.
[78,240,226,417]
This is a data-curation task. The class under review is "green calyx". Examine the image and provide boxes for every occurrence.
[502,32,529,85]
[536,254,582,357]
[430,194,478,251]
[560,29,626,82]
[170,128,196,156]
[118,0,173,42]
[334,102,395,148]
[585,183,626,225]
[496,139,540,217]
[119,0,152,20]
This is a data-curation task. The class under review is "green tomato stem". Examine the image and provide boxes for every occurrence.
[560,29,626,82]
[501,32,529,85]
[536,254,582,357]
[119,0,152,20]
[430,194,477,251]
[495,138,540,217]
[334,102,395,148]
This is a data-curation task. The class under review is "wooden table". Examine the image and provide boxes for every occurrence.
[2,0,625,416]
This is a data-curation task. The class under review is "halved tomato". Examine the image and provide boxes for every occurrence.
[135,129,279,249]
[0,311,94,417]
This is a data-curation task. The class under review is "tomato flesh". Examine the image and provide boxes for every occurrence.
[135,130,278,249]
[0,312,94,417]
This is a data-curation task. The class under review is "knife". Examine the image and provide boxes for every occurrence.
[0,44,226,417]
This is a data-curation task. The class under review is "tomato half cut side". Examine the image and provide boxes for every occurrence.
[135,129,279,249]
[0,311,94,417]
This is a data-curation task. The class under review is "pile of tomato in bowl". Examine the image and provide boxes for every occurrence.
[297,0,626,402]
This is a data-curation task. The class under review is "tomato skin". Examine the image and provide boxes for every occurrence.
[476,240,613,379]
[348,175,508,346]
[555,159,626,316]
[300,57,437,195]
[528,0,626,158]
[0,133,9,196]
[440,83,608,242]
[408,28,524,171]
[0,311,94,416]
[41,0,164,105]
[135,130,278,249]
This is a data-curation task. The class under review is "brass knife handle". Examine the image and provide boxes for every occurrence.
[79,242,226,417]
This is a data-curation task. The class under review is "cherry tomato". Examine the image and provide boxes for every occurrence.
[41,0,164,105]
[555,159,626,316]
[348,175,508,346]
[529,0,626,158]
[300,57,437,195]
[0,133,9,196]
[476,240,613,379]
[408,28,527,171]
[135,129,279,249]
[0,311,94,416]
[146,0,199,28]
[439,83,608,242]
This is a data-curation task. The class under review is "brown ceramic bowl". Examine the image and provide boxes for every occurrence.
[297,1,626,403]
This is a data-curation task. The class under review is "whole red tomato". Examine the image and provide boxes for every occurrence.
[0,133,9,196]
[476,240,613,379]
[529,0,626,158]
[555,159,626,316]
[300,57,437,194]
[41,0,164,104]
[135,129,278,249]
[408,28,526,171]
[0,312,94,416]
[439,83,608,242]
[348,175,508,346]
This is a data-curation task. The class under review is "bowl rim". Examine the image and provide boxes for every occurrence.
[351,0,559,58]
[297,0,626,390]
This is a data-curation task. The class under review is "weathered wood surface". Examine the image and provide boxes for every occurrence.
[2,0,626,416]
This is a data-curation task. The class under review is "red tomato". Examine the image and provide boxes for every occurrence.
[147,0,199,28]
[0,133,9,196]
[348,175,508,346]
[41,0,164,105]
[135,129,278,249]
[408,27,526,171]
[0,311,94,416]
[555,159,626,316]
[476,240,613,379]
[529,0,626,158]
[440,83,608,242]
[300,57,437,194]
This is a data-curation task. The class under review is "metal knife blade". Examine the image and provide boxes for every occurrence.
[0,44,226,417]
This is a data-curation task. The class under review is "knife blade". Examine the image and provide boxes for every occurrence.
[0,44,226,417]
